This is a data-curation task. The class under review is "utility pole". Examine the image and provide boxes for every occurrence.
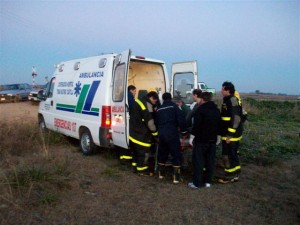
[32,66,37,87]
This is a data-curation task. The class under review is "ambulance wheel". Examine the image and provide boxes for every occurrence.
[80,128,95,155]
[38,117,47,132]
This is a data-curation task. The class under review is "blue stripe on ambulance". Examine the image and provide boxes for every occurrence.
[56,107,75,112]
[83,81,100,111]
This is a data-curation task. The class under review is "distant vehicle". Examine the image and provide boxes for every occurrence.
[28,83,48,103]
[197,82,216,95]
[0,83,32,103]
[180,82,216,102]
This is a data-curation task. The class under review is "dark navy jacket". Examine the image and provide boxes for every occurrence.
[156,100,187,139]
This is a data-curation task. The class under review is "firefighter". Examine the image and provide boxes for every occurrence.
[129,91,158,176]
[156,92,187,184]
[218,81,243,184]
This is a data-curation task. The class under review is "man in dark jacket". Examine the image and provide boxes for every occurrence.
[119,85,137,164]
[156,92,187,184]
[129,91,158,175]
[188,92,220,189]
[128,85,136,113]
[218,81,243,184]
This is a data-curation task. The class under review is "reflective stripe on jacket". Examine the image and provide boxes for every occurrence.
[220,95,243,141]
[129,97,157,147]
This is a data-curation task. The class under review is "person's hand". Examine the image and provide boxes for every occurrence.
[189,134,195,146]
[216,135,221,145]
[226,136,231,144]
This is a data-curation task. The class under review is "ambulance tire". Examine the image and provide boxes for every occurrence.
[38,116,47,132]
[80,128,96,156]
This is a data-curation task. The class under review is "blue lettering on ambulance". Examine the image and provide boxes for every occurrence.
[79,71,104,78]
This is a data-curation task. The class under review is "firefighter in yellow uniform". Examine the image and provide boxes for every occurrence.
[219,81,243,183]
[129,91,158,175]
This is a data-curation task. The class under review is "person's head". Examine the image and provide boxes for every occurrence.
[199,92,212,103]
[147,91,159,105]
[162,92,172,102]
[222,81,235,96]
[173,97,183,107]
[128,85,136,96]
[192,89,202,103]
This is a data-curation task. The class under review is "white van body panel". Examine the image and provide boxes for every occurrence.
[39,55,115,147]
[111,50,131,149]
[38,50,192,152]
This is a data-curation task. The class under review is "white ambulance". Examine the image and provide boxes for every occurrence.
[38,49,197,155]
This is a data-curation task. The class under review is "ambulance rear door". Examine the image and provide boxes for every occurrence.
[111,49,131,149]
[170,61,198,105]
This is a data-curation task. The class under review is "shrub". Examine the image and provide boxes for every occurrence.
[240,99,300,165]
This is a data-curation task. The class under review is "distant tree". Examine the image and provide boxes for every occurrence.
[255,90,260,94]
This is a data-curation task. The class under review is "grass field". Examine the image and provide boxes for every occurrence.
[0,98,299,225]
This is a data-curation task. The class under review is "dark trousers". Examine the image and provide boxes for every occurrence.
[119,147,133,161]
[131,141,149,172]
[222,140,240,172]
[192,142,216,187]
[158,133,182,166]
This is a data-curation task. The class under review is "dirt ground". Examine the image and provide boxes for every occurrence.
[0,102,299,225]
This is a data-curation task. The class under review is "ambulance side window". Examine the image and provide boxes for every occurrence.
[46,77,56,98]
[113,64,125,102]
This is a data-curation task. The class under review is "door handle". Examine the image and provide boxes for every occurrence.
[51,100,53,106]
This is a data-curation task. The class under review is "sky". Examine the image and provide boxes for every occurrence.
[0,0,299,95]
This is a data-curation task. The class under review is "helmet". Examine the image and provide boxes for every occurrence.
[148,88,157,93]
[234,91,240,100]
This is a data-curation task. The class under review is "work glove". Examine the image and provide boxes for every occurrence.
[216,135,221,145]
[189,134,195,146]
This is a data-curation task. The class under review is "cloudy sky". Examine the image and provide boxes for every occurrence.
[1,0,299,95]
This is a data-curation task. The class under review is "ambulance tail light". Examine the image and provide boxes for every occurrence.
[101,106,111,128]
[135,56,145,60]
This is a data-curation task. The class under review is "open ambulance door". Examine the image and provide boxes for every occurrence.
[170,61,198,105]
[111,49,131,149]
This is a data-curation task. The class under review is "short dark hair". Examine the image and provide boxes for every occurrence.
[162,92,172,101]
[147,91,159,100]
[200,92,212,102]
[192,89,202,98]
[173,97,182,102]
[128,85,136,92]
[222,81,235,95]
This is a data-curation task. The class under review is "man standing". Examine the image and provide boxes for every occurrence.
[129,91,158,175]
[186,89,202,145]
[174,97,191,120]
[119,85,137,164]
[156,93,187,184]
[188,92,220,189]
[218,81,243,184]
[128,85,137,113]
